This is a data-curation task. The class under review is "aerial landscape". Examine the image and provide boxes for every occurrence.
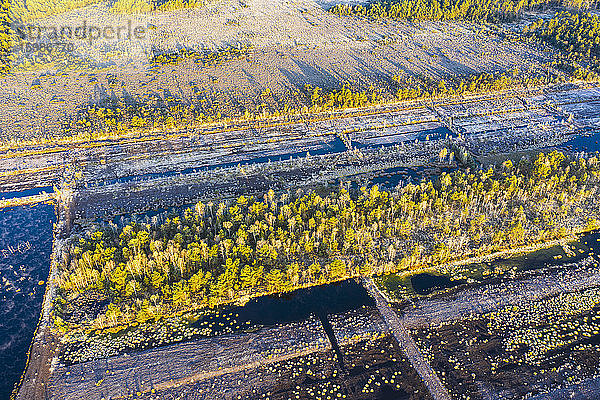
[2,0,600,399]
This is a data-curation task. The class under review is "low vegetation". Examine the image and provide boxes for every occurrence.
[10,0,101,21]
[150,44,253,68]
[488,285,600,366]
[0,0,207,75]
[8,0,205,18]
[412,269,600,399]
[54,151,600,334]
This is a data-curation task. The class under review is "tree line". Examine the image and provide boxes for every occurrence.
[298,69,556,114]
[525,11,600,80]
[394,68,563,100]
[526,11,600,59]
[0,0,11,74]
[330,0,596,23]
[54,151,600,333]
[111,0,203,13]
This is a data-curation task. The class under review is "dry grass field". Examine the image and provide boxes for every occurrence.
[0,0,556,144]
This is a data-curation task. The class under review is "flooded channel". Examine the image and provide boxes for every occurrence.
[381,229,600,300]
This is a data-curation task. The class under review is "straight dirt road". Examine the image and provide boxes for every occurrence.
[362,277,451,400]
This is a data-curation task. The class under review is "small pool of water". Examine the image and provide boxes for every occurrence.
[193,279,374,330]
[470,230,600,275]
[564,129,600,153]
[235,279,373,326]
[410,273,462,295]
[382,230,600,300]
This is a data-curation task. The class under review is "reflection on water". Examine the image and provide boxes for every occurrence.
[233,279,373,326]
[0,204,55,400]
[0,186,54,201]
[381,230,600,300]
[193,279,374,331]
[469,230,600,275]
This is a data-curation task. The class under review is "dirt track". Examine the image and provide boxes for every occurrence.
[363,278,451,400]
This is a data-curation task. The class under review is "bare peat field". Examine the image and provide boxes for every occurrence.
[43,298,434,400]
[2,83,599,220]
[387,234,600,399]
[0,0,555,144]
[6,78,600,400]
